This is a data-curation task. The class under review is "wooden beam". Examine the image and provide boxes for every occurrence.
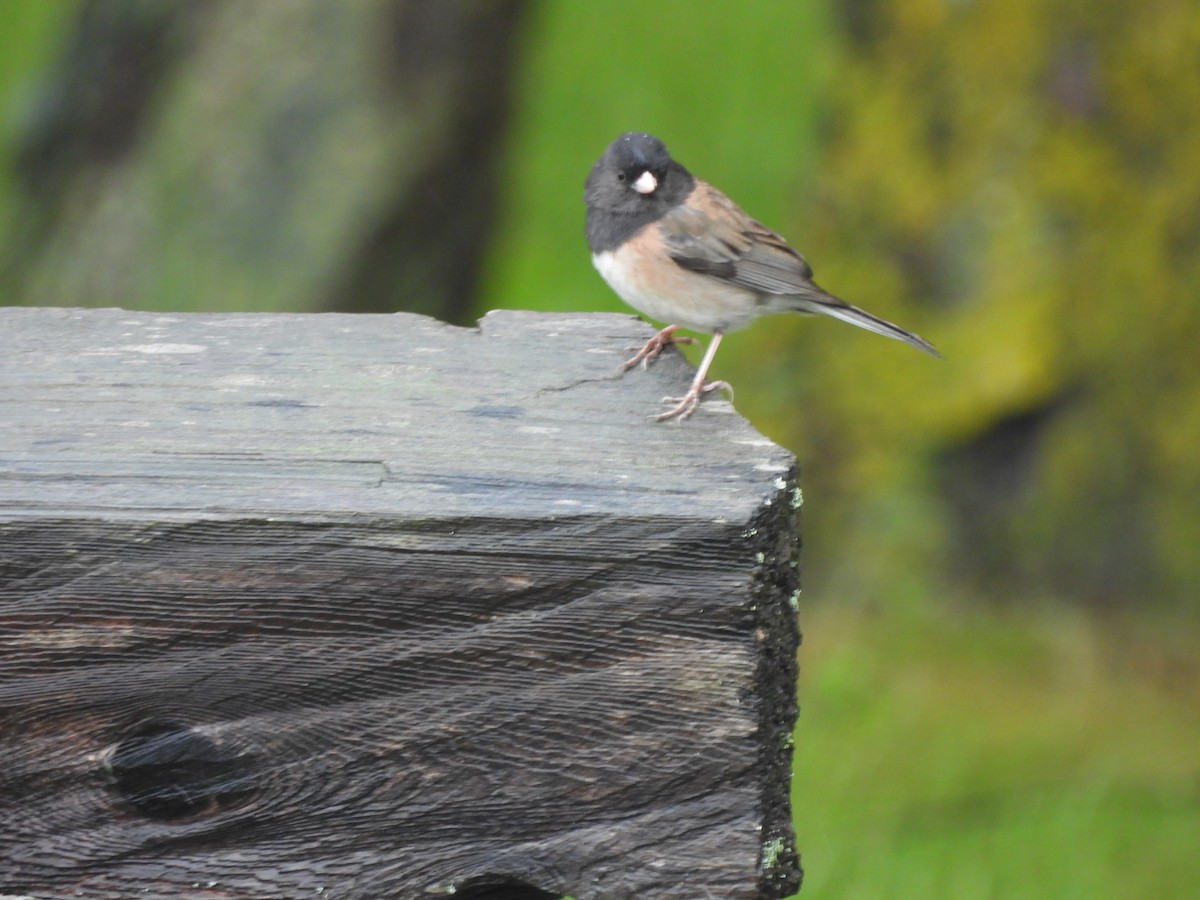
[0,308,801,899]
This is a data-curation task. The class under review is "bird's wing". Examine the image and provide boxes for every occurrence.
[658,182,821,296]
[659,182,943,357]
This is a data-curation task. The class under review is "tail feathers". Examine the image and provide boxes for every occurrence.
[794,295,942,358]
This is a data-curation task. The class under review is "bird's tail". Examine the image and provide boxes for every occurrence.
[792,293,942,358]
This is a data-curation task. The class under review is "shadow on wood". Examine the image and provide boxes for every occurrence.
[0,308,802,899]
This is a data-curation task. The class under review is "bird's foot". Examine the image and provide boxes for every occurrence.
[622,324,696,372]
[654,380,734,422]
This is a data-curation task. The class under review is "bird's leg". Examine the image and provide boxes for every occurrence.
[655,333,733,422]
[622,323,697,372]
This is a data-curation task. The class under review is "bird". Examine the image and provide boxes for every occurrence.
[584,131,940,421]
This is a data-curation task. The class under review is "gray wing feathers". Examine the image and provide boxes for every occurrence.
[661,202,819,295]
[659,184,941,357]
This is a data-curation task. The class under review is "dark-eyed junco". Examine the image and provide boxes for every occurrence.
[585,132,940,421]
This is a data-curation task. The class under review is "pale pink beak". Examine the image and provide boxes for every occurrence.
[632,170,658,194]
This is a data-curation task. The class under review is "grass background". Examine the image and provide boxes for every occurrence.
[791,599,1200,897]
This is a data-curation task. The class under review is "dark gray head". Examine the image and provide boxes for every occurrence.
[584,132,695,254]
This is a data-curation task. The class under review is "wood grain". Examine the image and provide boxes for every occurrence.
[0,308,801,899]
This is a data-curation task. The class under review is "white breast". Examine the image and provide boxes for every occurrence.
[592,244,762,334]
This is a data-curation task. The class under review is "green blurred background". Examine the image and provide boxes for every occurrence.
[3,1,1198,896]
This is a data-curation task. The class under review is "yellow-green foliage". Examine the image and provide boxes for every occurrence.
[732,0,1200,610]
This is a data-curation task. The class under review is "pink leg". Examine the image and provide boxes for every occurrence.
[622,324,696,372]
[655,333,733,422]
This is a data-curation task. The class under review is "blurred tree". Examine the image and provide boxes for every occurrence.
[0,0,526,322]
[756,0,1200,611]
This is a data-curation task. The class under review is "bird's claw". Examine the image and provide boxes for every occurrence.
[621,325,695,372]
[653,380,734,422]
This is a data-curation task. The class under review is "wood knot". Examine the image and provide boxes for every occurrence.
[104,720,259,821]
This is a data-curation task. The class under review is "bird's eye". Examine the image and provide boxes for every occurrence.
[616,172,626,182]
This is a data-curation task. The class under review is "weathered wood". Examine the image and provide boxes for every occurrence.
[0,308,801,899]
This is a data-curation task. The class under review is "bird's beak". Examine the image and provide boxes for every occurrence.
[633,170,658,195]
